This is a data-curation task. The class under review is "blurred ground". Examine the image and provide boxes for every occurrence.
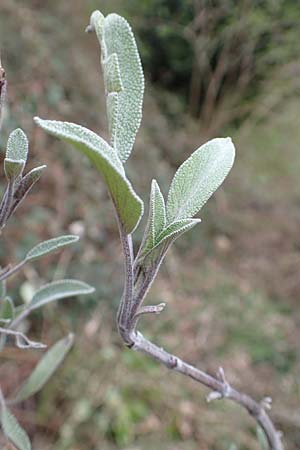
[0,1,300,449]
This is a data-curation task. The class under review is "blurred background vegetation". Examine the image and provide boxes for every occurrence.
[0,0,300,449]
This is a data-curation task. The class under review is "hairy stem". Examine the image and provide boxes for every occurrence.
[116,216,135,344]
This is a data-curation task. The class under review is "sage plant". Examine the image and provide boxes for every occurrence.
[0,59,94,450]
[35,10,283,450]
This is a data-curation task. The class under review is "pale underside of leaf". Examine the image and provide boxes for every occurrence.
[1,405,31,450]
[166,138,235,222]
[30,279,95,310]
[26,235,79,262]
[102,13,144,162]
[15,334,74,402]
[34,118,144,233]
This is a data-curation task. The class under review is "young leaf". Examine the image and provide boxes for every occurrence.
[14,334,74,402]
[138,179,166,257]
[8,165,47,219]
[139,218,201,264]
[25,235,79,262]
[166,138,235,222]
[90,11,144,162]
[34,118,144,233]
[4,159,25,181]
[1,404,31,450]
[29,279,95,310]
[156,218,201,246]
[6,129,28,164]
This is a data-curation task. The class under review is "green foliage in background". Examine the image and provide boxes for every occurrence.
[0,74,94,449]
[1,1,299,449]
[123,0,300,124]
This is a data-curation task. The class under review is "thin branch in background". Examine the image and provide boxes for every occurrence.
[0,327,46,349]
[0,54,6,130]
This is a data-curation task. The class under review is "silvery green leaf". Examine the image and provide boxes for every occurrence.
[103,53,123,93]
[34,118,143,233]
[15,334,74,402]
[90,11,144,162]
[138,219,200,268]
[166,138,235,222]
[6,128,28,164]
[256,427,268,450]
[30,279,95,310]
[4,159,25,181]
[1,404,31,450]
[106,92,118,144]
[25,235,79,262]
[156,218,201,245]
[138,180,166,258]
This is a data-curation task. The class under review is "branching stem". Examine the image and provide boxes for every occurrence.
[115,217,284,450]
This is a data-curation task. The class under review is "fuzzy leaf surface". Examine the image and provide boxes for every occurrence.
[103,53,123,93]
[156,218,201,245]
[30,279,95,310]
[34,118,143,233]
[25,235,79,262]
[138,218,200,267]
[1,405,31,450]
[15,334,74,402]
[6,129,28,163]
[139,180,166,257]
[90,11,144,161]
[166,138,235,222]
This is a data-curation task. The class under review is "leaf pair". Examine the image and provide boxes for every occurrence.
[138,138,235,265]
[0,129,46,229]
